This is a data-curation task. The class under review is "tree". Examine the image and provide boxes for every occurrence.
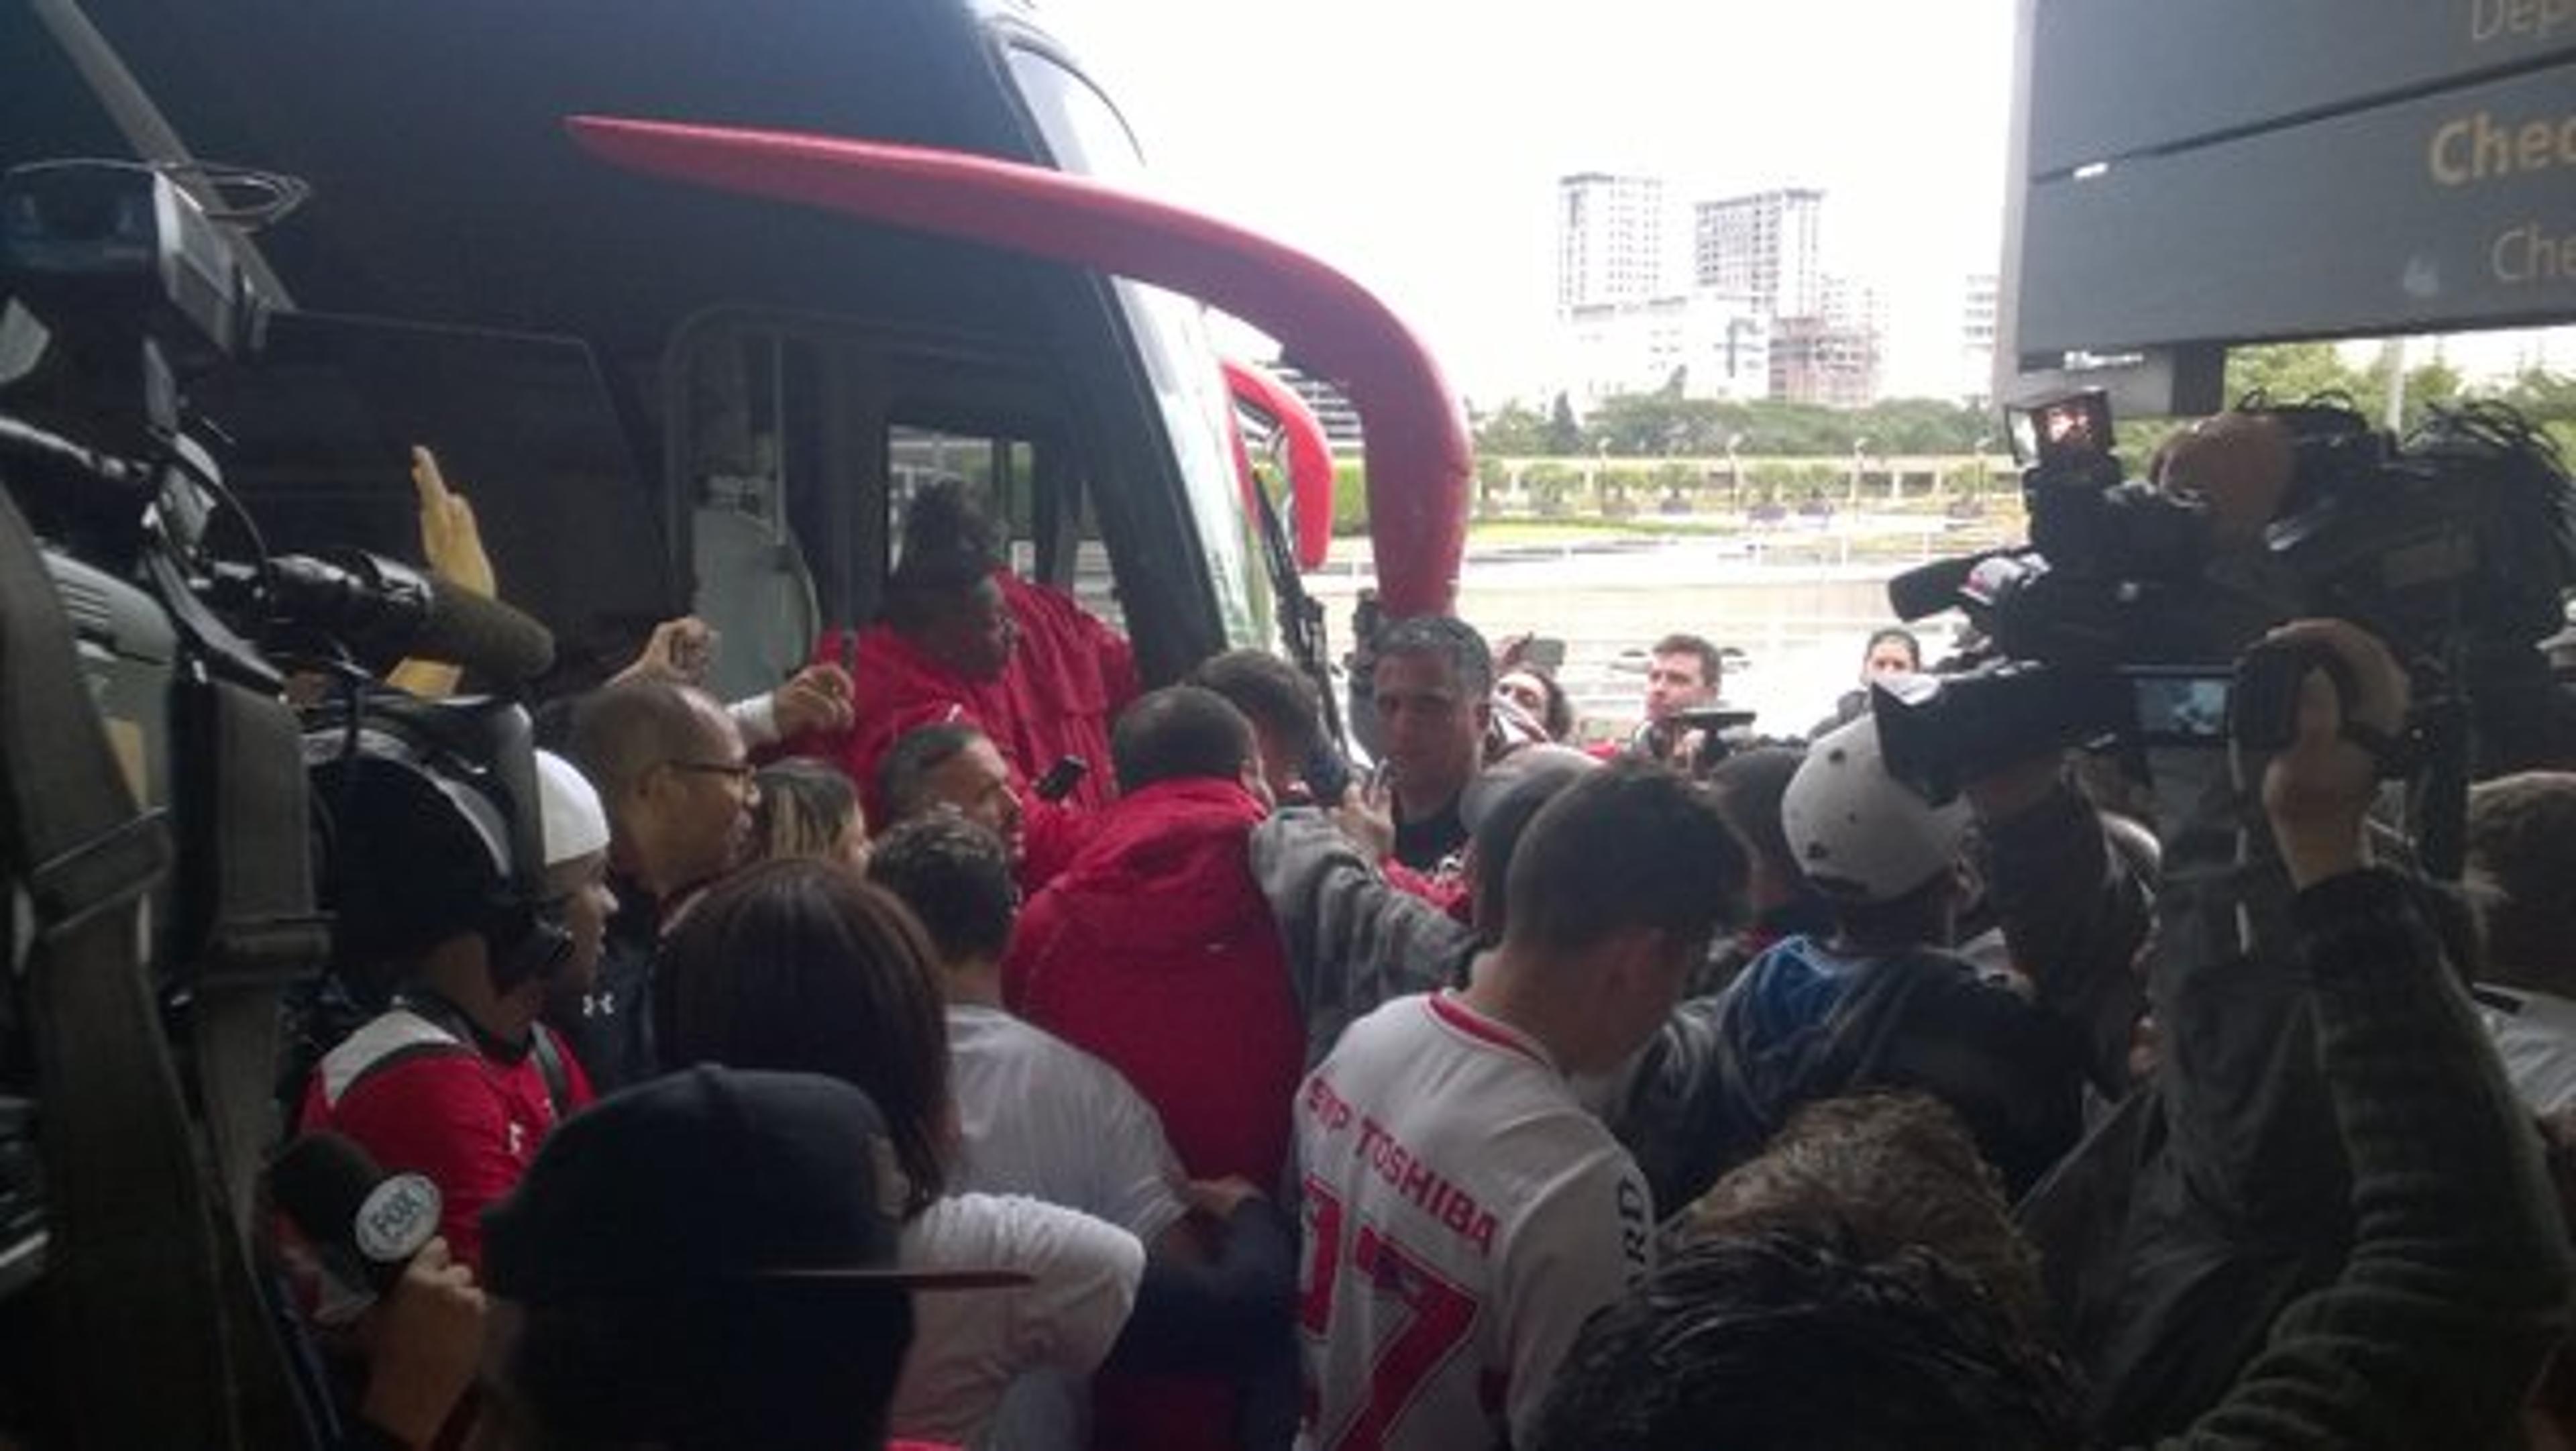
[2226,341,2367,407]
[1545,392,1584,455]
[2500,368,2576,458]
[1474,399,1550,457]
[2499,368,2576,426]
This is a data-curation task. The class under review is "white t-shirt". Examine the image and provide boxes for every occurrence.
[2477,982,2576,1114]
[947,1004,1191,1244]
[890,1192,1145,1448]
[1295,991,1654,1451]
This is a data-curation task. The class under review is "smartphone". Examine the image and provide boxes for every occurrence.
[1303,744,1354,806]
[1032,755,1089,803]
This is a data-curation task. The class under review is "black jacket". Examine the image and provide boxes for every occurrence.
[1611,784,2148,1216]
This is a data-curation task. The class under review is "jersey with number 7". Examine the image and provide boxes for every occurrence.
[1294,991,1656,1450]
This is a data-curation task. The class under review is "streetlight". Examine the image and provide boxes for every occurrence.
[1726,431,1746,508]
[1849,436,1870,506]
[1970,434,1992,496]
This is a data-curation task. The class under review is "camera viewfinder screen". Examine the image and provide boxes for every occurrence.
[2006,390,2112,468]
[2131,674,2230,743]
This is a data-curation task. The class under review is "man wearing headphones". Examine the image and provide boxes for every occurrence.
[297,737,609,1271]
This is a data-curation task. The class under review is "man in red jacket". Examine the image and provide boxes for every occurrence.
[1005,685,1303,1450]
[808,482,1136,832]
[1007,686,1300,1189]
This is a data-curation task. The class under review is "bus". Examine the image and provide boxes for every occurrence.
[1,0,1468,1440]
[3,0,1468,705]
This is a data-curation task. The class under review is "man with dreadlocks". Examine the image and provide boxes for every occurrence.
[800,482,1136,883]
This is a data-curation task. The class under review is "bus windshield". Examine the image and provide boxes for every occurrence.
[1005,43,1270,649]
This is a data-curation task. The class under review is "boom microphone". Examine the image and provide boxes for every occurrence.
[268,1131,443,1318]
[262,551,557,682]
[1884,549,1996,623]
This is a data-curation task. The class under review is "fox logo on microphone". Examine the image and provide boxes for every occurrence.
[356,1172,441,1266]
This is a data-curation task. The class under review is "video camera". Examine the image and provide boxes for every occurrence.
[1873,387,2576,811]
[0,160,561,1442]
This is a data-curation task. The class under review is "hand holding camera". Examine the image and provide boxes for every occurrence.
[2249,621,2409,890]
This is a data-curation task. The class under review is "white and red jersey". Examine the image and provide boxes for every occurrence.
[1294,990,1654,1451]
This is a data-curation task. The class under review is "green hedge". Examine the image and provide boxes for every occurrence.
[1331,460,1368,536]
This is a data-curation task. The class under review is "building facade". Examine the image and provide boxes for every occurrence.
[1556,173,1669,313]
[1693,188,1826,321]
[1564,291,1772,405]
[1960,272,2000,406]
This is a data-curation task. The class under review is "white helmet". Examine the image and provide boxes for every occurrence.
[1780,715,1970,904]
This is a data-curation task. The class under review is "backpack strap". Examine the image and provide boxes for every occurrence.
[0,486,297,1447]
[378,993,574,1120]
[529,1024,575,1121]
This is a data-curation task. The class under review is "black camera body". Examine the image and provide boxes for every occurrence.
[1876,388,2576,804]
[0,160,559,1440]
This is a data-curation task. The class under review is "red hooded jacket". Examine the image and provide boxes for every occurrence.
[1004,777,1303,1189]
[812,570,1133,816]
[804,571,1131,885]
[1004,777,1299,1451]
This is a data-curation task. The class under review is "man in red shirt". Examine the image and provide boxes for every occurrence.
[875,719,1093,891]
[810,482,1136,827]
[299,739,602,1270]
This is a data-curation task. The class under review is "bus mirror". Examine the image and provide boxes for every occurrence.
[1222,358,1334,572]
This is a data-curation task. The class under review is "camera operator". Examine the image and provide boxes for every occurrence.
[2004,401,2576,1442]
[297,744,600,1271]
[1527,620,2570,1451]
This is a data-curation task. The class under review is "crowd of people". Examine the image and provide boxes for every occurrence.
[273,427,2576,1451]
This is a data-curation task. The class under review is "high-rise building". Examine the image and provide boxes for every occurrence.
[1693,189,1825,320]
[1960,272,2000,405]
[1556,173,1668,313]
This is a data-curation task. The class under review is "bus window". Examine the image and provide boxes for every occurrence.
[675,312,1129,698]
[680,325,835,706]
[888,423,1126,633]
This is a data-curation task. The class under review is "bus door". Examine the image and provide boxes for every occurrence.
[668,310,1140,706]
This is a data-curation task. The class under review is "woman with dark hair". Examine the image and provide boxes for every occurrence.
[753,759,870,872]
[656,858,1144,1448]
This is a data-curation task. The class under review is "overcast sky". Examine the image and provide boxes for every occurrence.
[1063,0,2021,402]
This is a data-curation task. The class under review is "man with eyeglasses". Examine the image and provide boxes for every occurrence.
[560,680,763,1088]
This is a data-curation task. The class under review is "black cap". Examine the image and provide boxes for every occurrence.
[483,1066,1022,1302]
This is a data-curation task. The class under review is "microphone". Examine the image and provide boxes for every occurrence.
[1885,550,1996,623]
[263,551,557,682]
[268,1131,444,1318]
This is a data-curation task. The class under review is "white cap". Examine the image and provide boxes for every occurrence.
[1780,715,1970,904]
[535,750,610,867]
